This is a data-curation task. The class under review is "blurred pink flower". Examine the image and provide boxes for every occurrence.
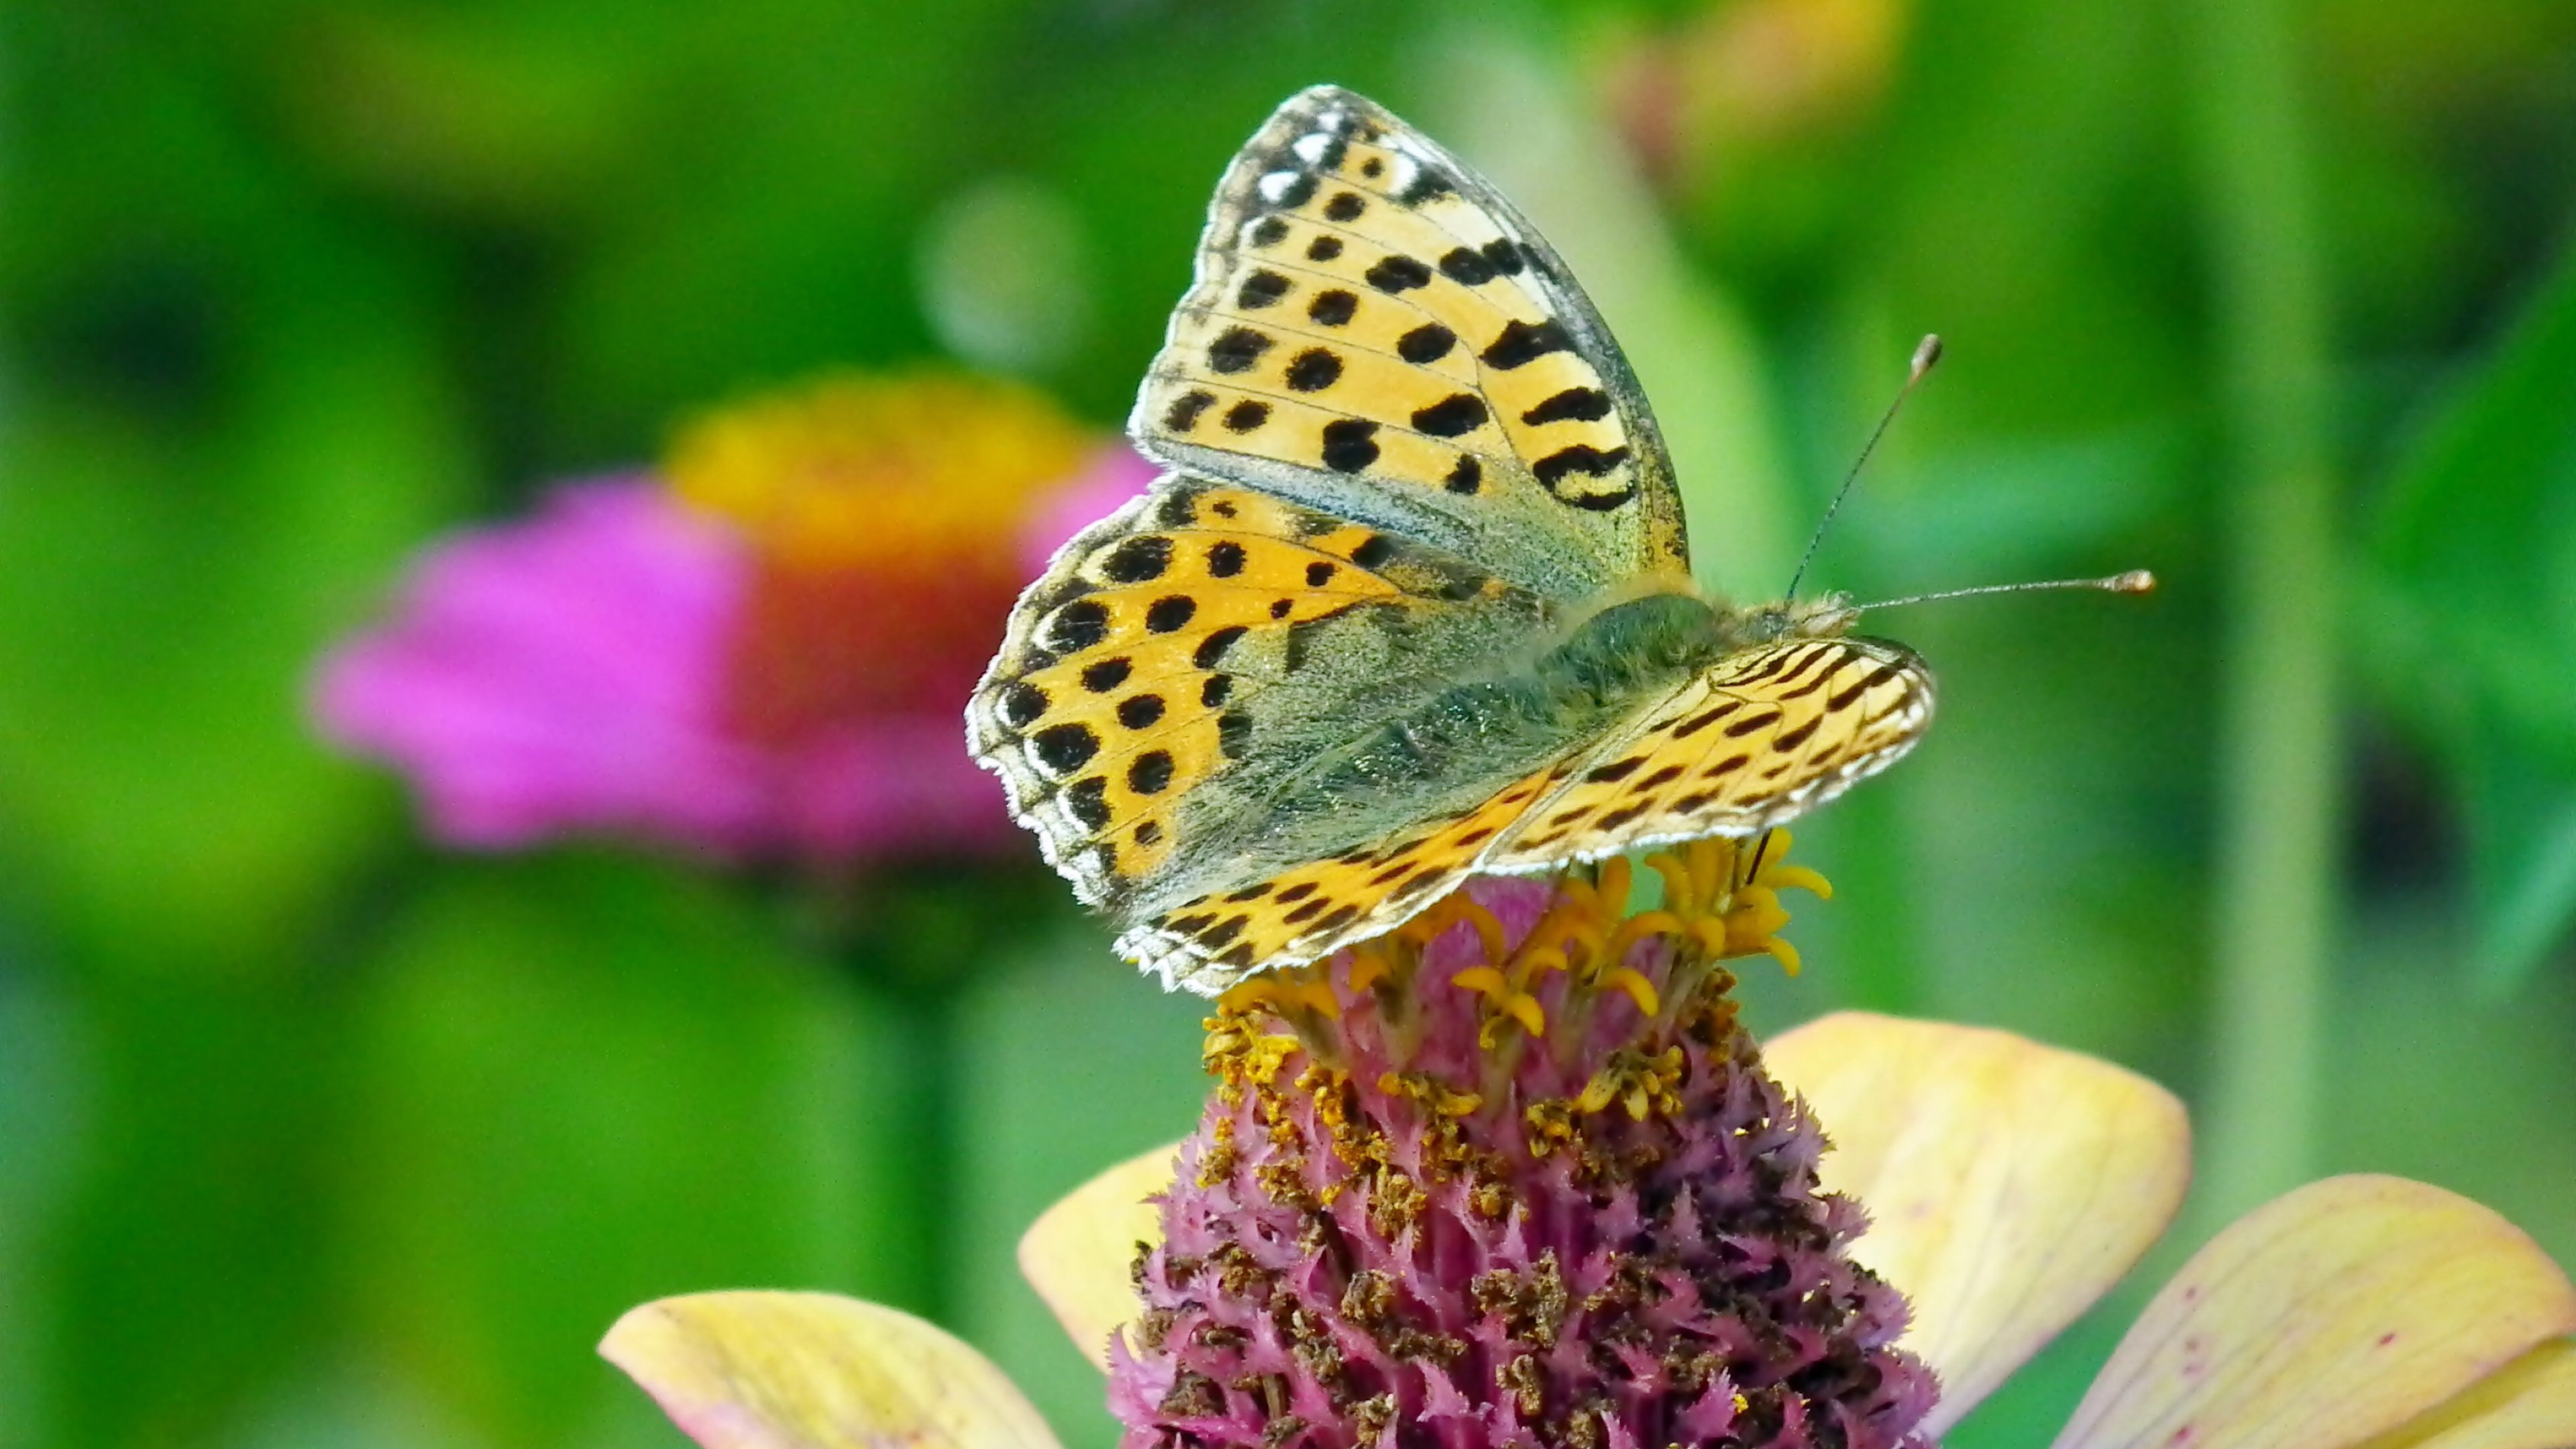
[1020,443,1159,577]
[314,374,1157,867]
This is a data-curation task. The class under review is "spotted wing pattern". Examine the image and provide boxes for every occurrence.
[969,475,1517,911]
[1120,761,1576,995]
[974,85,1948,996]
[1131,85,1688,602]
[1483,638,1935,870]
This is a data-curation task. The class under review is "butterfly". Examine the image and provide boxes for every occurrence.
[969,85,1932,994]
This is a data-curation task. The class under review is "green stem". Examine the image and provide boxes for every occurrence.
[871,973,960,1320]
[2189,0,2342,1223]
[812,867,1033,1321]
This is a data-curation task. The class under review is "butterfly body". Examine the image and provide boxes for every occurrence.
[971,87,1935,993]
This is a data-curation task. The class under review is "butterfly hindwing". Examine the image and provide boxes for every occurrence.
[1132,85,1689,604]
[1484,637,1935,869]
[1119,761,1574,994]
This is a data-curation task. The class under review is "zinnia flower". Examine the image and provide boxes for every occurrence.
[313,372,1154,866]
[598,841,2576,1449]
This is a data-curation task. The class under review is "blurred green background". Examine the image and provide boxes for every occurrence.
[5,1,2575,1446]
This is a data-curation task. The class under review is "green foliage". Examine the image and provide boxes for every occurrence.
[2371,247,2576,990]
[1,1,2573,1447]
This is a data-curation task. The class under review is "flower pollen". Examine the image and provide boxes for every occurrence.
[1115,834,1937,1449]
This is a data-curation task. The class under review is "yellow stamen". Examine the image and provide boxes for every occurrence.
[1690,837,1728,907]
[1595,855,1635,914]
[1648,852,1699,917]
[1601,967,1662,1018]
[1513,945,1571,984]
[1764,936,1803,977]
[1764,863,1834,900]
[1604,909,1688,967]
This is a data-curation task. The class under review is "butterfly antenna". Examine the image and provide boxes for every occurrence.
[1854,570,2157,613]
[1784,334,1944,602]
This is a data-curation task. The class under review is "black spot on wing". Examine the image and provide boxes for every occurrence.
[1521,388,1613,425]
[1322,191,1366,221]
[1307,290,1358,327]
[1099,535,1172,584]
[1284,349,1342,392]
[1128,751,1175,795]
[1828,663,1909,710]
[1438,247,1495,285]
[1032,723,1100,774]
[1398,166,1454,205]
[1080,658,1132,693]
[1671,700,1741,737]
[1144,596,1197,633]
[1223,400,1269,433]
[1236,270,1290,309]
[1193,625,1248,667]
[1595,802,1652,832]
[1047,600,1112,651]
[1771,718,1819,752]
[1066,776,1112,830]
[1306,235,1344,262]
[1398,323,1456,364]
[1164,390,1217,433]
[999,682,1049,727]
[1480,319,1571,370]
[1364,255,1432,293]
[1208,327,1272,374]
[1205,541,1246,578]
[1411,394,1488,437]
[1532,445,1632,486]
[1444,456,1483,495]
[1320,419,1381,473]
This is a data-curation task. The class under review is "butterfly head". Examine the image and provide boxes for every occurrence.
[1737,592,1862,645]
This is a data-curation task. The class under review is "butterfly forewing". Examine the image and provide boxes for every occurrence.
[1483,639,1935,869]
[1132,85,1688,604]
[969,473,1544,918]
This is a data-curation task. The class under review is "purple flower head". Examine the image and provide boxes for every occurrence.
[313,373,1154,867]
[1113,839,1937,1449]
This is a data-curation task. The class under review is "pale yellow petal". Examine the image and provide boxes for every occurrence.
[2054,1176,2576,1449]
[600,1291,1060,1449]
[1764,1011,2191,1435]
[2355,1338,2576,1449]
[1017,1142,1178,1368]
